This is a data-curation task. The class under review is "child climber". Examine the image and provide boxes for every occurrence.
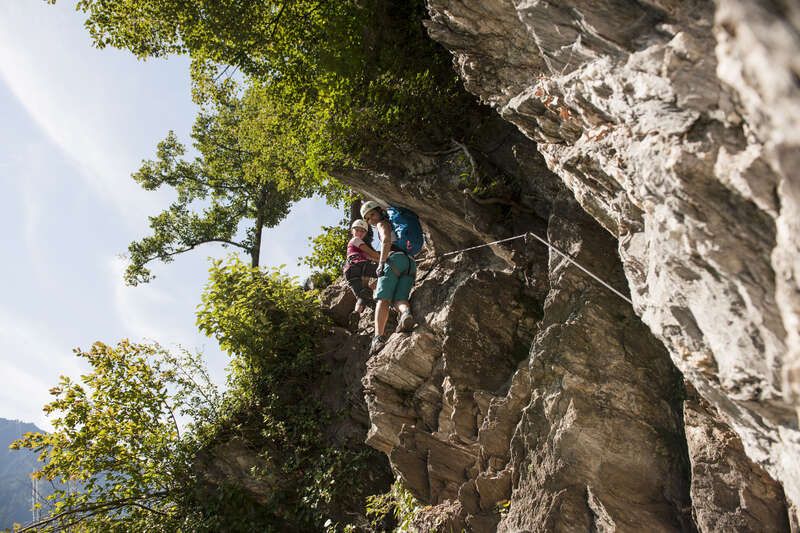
[344,219,380,313]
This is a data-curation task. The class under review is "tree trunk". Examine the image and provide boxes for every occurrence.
[251,185,269,268]
[350,199,362,223]
[251,222,262,268]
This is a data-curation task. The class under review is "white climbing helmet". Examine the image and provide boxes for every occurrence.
[350,219,368,231]
[360,200,381,219]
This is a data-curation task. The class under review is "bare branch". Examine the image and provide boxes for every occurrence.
[212,64,232,83]
[167,351,219,409]
[16,492,170,532]
[142,238,249,265]
[267,0,290,42]
[200,137,257,158]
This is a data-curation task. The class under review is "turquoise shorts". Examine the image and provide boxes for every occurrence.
[375,252,417,302]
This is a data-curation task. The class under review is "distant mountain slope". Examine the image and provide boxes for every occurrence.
[0,418,49,530]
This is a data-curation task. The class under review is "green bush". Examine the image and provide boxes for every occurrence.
[197,256,327,394]
[195,257,387,530]
[300,224,350,288]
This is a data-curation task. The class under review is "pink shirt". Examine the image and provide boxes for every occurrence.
[347,237,370,263]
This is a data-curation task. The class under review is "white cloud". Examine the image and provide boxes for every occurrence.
[0,1,187,228]
[106,255,232,391]
[0,2,350,431]
[16,143,58,290]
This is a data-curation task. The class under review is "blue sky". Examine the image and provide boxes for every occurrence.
[0,1,343,430]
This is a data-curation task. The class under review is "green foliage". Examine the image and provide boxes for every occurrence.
[39,0,471,528]
[74,0,476,286]
[11,263,384,531]
[10,341,220,532]
[365,481,421,532]
[73,0,358,84]
[303,448,378,516]
[196,256,327,391]
[495,499,511,518]
[125,74,351,285]
[295,1,474,167]
[178,481,284,533]
[70,0,473,169]
[194,257,388,529]
[300,223,349,285]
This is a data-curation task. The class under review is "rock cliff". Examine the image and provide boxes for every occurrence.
[315,1,798,530]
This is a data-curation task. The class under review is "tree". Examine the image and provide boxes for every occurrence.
[196,256,329,387]
[70,0,358,84]
[65,0,472,155]
[9,265,383,531]
[125,72,346,285]
[73,0,471,287]
[10,341,220,532]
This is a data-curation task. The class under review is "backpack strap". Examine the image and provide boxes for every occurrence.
[390,243,408,254]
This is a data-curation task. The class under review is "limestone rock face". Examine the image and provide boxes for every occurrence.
[336,110,707,529]
[499,202,691,532]
[426,0,800,515]
[195,437,279,506]
[684,384,791,532]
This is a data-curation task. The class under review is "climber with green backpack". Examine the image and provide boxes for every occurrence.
[360,200,423,354]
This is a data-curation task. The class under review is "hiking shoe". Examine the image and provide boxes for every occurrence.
[370,335,387,354]
[355,298,366,314]
[398,311,415,333]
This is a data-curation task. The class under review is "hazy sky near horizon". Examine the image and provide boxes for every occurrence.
[0,1,342,430]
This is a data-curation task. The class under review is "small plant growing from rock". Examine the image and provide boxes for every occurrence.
[495,499,512,518]
[365,481,421,531]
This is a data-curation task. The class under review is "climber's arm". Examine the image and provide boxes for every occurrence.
[377,220,393,268]
[359,242,380,262]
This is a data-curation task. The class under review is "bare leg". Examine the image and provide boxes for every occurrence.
[396,300,414,332]
[375,299,390,337]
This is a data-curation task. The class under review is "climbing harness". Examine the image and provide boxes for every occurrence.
[424,231,633,306]
[383,250,416,278]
